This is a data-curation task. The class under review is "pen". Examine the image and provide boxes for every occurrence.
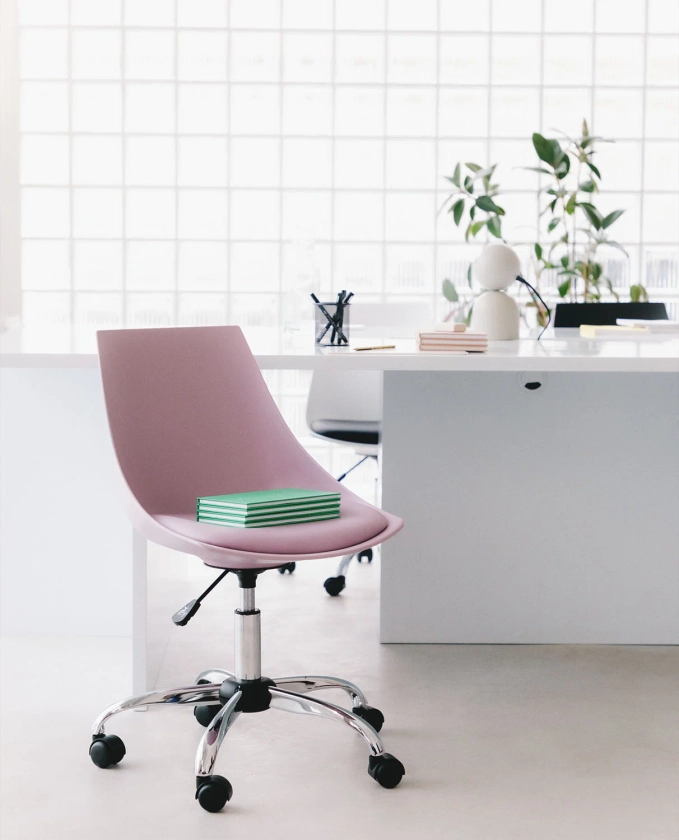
[311,293,348,345]
[331,290,345,345]
[318,291,345,343]
[354,344,396,352]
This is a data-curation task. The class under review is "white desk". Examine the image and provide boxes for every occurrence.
[2,326,678,691]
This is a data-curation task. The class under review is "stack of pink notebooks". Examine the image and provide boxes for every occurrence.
[417,324,489,353]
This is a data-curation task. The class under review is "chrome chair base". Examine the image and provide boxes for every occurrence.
[90,575,405,811]
[90,671,403,811]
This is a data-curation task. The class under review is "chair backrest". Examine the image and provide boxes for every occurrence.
[97,326,340,515]
[307,370,383,429]
[306,301,431,429]
[553,302,668,327]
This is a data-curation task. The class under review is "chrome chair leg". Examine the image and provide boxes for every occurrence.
[269,688,403,789]
[196,668,233,684]
[193,692,242,812]
[195,691,242,779]
[271,675,367,708]
[269,687,384,756]
[92,683,222,737]
[336,553,354,577]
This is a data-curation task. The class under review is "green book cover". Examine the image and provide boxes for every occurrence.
[198,510,340,529]
[197,488,340,513]
[197,503,339,521]
[198,509,340,524]
[197,500,340,519]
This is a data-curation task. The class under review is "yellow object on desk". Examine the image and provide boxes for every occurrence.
[579,324,649,339]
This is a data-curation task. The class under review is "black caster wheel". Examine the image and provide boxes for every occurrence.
[354,705,384,733]
[196,775,233,812]
[194,704,222,727]
[324,575,345,596]
[357,549,373,563]
[368,753,405,789]
[194,678,222,728]
[89,734,126,769]
[277,562,296,574]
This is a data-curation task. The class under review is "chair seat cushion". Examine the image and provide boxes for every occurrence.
[310,419,381,446]
[154,496,389,557]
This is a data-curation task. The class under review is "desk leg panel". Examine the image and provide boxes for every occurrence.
[380,371,679,644]
[0,368,144,689]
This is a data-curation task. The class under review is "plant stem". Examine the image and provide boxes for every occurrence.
[572,155,581,301]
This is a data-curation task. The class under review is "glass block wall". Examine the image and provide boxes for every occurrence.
[16,0,679,333]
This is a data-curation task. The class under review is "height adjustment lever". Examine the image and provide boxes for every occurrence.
[172,570,230,626]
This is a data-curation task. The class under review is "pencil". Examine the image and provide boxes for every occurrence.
[354,344,396,351]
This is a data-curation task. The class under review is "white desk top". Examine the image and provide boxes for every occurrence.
[1,324,678,373]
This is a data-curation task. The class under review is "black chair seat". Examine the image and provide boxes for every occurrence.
[310,419,381,447]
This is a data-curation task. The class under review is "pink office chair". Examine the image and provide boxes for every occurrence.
[90,326,405,812]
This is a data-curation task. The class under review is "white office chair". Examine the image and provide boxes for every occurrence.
[279,301,431,595]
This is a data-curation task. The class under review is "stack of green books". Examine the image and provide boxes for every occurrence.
[196,488,341,528]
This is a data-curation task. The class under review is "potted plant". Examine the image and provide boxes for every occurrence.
[528,120,658,324]
[440,162,506,325]
[440,120,658,330]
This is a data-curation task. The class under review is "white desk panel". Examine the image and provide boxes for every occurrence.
[1,326,677,694]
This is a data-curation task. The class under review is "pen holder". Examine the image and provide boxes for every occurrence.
[314,302,350,346]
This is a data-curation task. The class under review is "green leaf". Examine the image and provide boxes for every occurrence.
[532,133,562,167]
[547,218,560,233]
[590,262,603,281]
[464,304,474,327]
[469,204,476,220]
[579,180,596,193]
[554,154,570,179]
[558,279,571,298]
[560,254,569,268]
[475,195,504,215]
[463,175,473,191]
[606,240,629,256]
[451,198,465,225]
[467,264,473,287]
[486,216,502,239]
[451,163,461,188]
[522,166,554,176]
[442,278,459,303]
[580,202,603,230]
[465,220,485,242]
[602,209,625,229]
[630,284,648,303]
[482,164,497,188]
[565,193,577,214]
[586,161,601,179]
[534,242,543,261]
[465,162,482,172]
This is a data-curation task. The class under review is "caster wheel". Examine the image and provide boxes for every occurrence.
[368,753,405,789]
[357,549,373,563]
[89,734,126,769]
[277,562,296,574]
[194,703,222,727]
[354,705,384,733]
[324,575,345,596]
[194,678,222,728]
[196,775,233,812]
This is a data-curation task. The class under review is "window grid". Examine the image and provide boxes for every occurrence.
[15,0,679,333]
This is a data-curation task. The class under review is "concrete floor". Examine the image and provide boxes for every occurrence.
[1,551,678,840]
